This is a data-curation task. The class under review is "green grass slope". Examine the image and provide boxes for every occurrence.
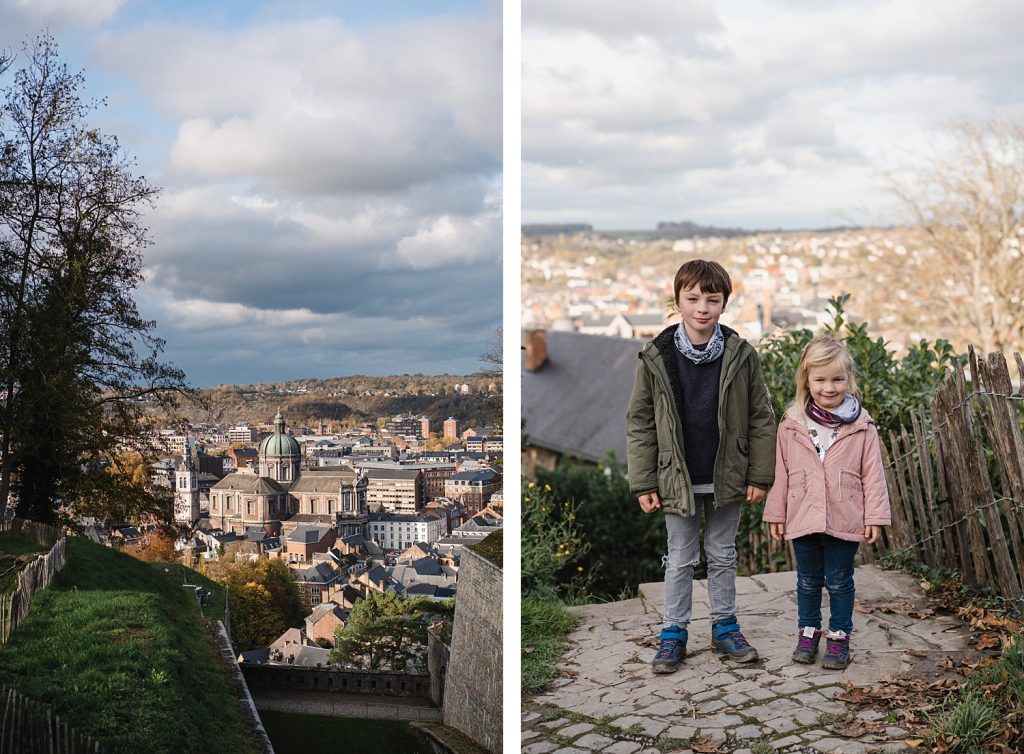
[0,536,256,754]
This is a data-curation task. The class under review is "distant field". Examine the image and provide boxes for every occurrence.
[0,533,49,592]
[0,536,254,754]
[260,710,436,753]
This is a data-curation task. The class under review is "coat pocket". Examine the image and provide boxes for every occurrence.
[736,435,749,455]
[786,468,806,507]
[838,469,865,531]
[656,450,679,501]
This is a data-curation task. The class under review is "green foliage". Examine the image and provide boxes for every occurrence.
[532,458,664,600]
[521,597,578,694]
[329,590,451,671]
[758,294,963,437]
[221,558,307,651]
[521,478,592,600]
[0,536,255,753]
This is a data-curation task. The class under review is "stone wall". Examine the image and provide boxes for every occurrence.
[442,546,502,753]
[213,622,275,754]
[241,664,432,699]
[426,624,451,707]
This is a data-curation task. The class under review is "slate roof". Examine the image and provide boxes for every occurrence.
[211,473,285,495]
[522,330,640,463]
[292,562,339,584]
[292,646,332,667]
[289,468,358,493]
[448,469,498,483]
[306,603,347,626]
[288,525,331,544]
[237,648,270,664]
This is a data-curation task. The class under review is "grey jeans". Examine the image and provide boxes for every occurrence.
[663,494,741,629]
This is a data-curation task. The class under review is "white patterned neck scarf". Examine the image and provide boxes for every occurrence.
[674,322,725,365]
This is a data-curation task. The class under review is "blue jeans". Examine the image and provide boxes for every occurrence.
[792,533,860,634]
[663,494,741,629]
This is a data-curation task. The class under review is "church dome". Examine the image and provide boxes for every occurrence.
[259,411,301,459]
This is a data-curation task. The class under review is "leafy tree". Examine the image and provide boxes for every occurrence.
[221,558,306,651]
[131,528,178,563]
[330,590,451,671]
[0,36,189,522]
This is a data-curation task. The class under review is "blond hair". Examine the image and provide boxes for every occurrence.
[793,336,859,410]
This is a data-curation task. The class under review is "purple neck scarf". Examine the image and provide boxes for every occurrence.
[806,394,861,427]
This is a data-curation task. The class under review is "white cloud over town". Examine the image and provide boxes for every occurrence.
[523,0,1024,230]
[1,2,501,385]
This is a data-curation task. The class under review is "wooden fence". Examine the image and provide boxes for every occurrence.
[0,519,62,549]
[0,685,103,754]
[0,522,67,644]
[871,348,1024,608]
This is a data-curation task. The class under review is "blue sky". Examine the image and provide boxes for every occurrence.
[523,0,1024,230]
[0,0,501,387]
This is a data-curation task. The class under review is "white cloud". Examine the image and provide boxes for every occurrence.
[523,0,1024,228]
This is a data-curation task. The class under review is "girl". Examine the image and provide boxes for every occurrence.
[762,336,890,670]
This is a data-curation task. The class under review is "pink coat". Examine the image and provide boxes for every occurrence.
[763,406,891,542]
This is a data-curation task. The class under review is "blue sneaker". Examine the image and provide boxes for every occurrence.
[651,626,687,674]
[711,616,759,662]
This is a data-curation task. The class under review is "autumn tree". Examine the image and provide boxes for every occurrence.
[330,590,452,671]
[888,119,1024,354]
[0,36,189,522]
[221,558,306,650]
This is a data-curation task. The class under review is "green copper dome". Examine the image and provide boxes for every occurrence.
[259,410,301,458]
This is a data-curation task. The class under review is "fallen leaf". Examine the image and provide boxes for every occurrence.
[976,633,1002,650]
[905,739,924,748]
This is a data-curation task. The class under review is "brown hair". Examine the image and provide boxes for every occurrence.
[793,336,860,410]
[673,259,733,304]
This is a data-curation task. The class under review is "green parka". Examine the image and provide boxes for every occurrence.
[625,324,777,516]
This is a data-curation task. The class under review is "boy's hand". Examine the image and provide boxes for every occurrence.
[864,525,881,544]
[745,485,766,504]
[769,522,785,542]
[637,491,661,513]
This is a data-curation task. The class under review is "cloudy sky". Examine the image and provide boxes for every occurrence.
[523,0,1024,230]
[1,0,501,387]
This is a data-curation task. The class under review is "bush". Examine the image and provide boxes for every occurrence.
[759,294,963,436]
[534,457,665,601]
[521,480,591,600]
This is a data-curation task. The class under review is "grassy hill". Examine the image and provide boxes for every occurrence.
[0,537,256,753]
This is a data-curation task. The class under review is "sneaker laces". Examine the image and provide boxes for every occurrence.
[826,636,848,654]
[655,636,681,659]
[718,626,750,650]
[797,633,818,651]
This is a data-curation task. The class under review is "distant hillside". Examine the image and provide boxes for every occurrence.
[172,372,502,429]
[0,538,256,753]
[522,223,594,237]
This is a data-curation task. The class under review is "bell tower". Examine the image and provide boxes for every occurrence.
[174,448,200,525]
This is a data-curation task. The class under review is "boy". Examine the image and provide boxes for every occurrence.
[626,259,776,672]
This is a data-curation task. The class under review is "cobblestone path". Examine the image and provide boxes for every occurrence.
[522,565,974,753]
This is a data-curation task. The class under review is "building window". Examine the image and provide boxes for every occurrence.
[311,587,321,606]
[247,500,253,516]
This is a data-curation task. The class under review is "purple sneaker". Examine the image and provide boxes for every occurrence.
[822,632,850,669]
[792,626,822,664]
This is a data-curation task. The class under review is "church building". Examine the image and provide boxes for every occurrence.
[203,411,369,537]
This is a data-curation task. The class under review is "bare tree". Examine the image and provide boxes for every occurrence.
[888,120,1024,354]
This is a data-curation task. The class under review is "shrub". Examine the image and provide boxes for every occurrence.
[521,480,591,600]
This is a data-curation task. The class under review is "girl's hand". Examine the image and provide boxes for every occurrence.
[864,525,881,544]
[745,485,766,504]
[638,491,661,513]
[769,522,785,542]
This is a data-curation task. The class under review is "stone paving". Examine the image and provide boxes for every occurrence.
[522,565,976,753]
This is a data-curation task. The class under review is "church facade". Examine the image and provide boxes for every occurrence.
[192,412,369,537]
